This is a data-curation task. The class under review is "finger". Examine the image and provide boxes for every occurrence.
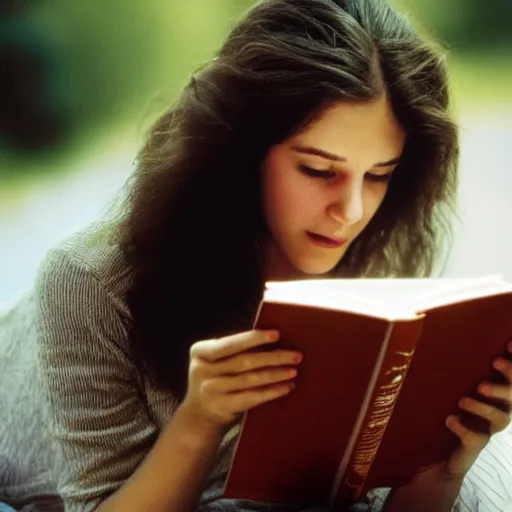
[192,330,280,362]
[213,349,302,375]
[227,381,295,412]
[445,415,489,451]
[458,397,511,433]
[207,367,298,393]
[493,357,512,383]
[478,382,512,405]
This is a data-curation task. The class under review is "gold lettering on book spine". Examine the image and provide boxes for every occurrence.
[341,349,414,496]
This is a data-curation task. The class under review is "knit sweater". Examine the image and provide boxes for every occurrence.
[1,224,511,511]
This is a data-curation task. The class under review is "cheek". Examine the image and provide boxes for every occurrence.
[264,166,313,225]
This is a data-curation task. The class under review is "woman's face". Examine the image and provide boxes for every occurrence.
[262,94,406,280]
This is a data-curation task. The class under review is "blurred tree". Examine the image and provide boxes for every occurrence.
[0,0,254,178]
[0,6,73,154]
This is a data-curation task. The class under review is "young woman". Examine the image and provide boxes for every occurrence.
[1,0,511,511]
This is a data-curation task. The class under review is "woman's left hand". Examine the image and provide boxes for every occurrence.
[444,341,512,478]
[385,343,512,512]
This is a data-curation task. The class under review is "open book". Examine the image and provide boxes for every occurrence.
[223,276,512,508]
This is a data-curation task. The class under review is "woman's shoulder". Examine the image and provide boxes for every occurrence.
[35,221,134,321]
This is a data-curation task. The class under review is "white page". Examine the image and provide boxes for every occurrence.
[264,280,413,319]
[264,276,512,318]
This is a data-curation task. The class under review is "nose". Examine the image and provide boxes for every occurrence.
[327,180,364,226]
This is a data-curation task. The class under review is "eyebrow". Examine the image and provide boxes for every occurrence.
[292,145,401,168]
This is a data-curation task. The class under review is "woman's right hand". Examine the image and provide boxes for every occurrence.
[179,329,302,434]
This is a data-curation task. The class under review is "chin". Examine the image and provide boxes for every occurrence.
[295,259,340,276]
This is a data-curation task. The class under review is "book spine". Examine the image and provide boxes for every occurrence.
[331,319,422,503]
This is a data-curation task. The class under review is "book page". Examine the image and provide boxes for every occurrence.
[409,276,512,311]
[264,276,512,317]
[264,281,417,319]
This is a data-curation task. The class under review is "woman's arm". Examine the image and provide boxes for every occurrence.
[383,465,463,512]
[385,345,512,512]
[97,404,226,512]
[36,246,299,512]
[36,247,189,512]
[36,248,229,512]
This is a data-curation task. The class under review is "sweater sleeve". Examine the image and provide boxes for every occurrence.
[34,248,158,512]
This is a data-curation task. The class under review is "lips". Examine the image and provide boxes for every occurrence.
[307,232,347,248]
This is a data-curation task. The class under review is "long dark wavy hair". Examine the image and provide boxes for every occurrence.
[103,0,458,398]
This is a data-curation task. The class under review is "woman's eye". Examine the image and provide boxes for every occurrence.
[299,165,336,179]
[365,172,393,183]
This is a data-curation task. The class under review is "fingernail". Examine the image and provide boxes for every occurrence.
[267,330,280,342]
[494,358,506,370]
[293,353,303,364]
[445,415,455,426]
[479,383,490,394]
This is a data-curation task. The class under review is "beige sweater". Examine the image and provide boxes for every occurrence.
[5,225,508,511]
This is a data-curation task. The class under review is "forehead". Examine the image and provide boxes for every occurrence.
[291,96,406,158]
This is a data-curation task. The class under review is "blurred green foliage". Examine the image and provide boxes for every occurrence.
[392,0,512,50]
[0,0,510,182]
[0,1,252,166]
[28,0,251,129]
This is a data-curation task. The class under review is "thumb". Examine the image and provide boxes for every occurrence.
[445,415,489,477]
